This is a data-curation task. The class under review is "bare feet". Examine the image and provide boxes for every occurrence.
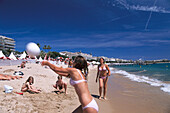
[103,97,108,100]
[99,96,102,100]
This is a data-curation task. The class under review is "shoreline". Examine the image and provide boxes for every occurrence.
[88,66,170,113]
[110,66,170,94]
[107,73,170,113]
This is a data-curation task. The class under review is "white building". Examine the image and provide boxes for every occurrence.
[59,51,95,60]
[59,51,77,58]
[108,58,116,62]
[60,51,127,62]
[0,35,15,51]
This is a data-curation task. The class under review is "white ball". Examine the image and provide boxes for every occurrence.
[26,42,40,57]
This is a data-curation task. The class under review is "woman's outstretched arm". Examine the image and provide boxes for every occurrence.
[41,61,70,77]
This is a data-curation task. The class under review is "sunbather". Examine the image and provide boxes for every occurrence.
[0,74,22,80]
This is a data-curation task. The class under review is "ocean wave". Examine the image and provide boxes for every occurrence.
[111,69,170,93]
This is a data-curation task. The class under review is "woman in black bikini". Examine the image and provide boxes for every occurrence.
[96,58,110,100]
[53,76,67,94]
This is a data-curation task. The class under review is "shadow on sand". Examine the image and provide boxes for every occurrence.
[72,105,83,113]
[52,91,60,94]
[91,94,99,99]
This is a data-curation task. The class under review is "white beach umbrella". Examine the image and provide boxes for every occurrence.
[9,52,17,60]
[38,57,43,61]
[0,50,6,59]
[19,51,26,59]
[34,56,37,60]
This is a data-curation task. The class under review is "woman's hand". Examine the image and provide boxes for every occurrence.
[107,73,111,76]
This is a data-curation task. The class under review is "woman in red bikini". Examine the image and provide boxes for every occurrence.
[96,58,110,100]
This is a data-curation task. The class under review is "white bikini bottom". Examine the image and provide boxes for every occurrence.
[82,98,99,112]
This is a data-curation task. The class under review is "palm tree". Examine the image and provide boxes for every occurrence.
[47,45,51,51]
[43,45,47,52]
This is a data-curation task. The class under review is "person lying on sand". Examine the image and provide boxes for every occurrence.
[21,76,41,93]
[0,74,23,80]
[53,76,67,94]
[41,56,98,113]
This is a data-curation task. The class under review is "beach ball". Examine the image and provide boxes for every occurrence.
[26,42,40,57]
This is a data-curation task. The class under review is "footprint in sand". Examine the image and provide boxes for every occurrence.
[3,69,15,73]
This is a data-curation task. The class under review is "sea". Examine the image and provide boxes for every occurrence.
[110,63,170,93]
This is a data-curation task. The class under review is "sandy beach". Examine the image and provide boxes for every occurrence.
[0,62,113,113]
[0,62,170,113]
[0,63,79,113]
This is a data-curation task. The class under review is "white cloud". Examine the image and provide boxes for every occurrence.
[47,37,143,48]
[0,31,31,35]
[130,5,170,13]
[115,0,170,13]
[143,39,170,43]
[15,31,170,50]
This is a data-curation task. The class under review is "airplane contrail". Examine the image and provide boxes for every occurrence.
[145,0,157,30]
[100,14,131,25]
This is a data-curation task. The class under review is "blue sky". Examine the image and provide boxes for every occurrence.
[0,0,170,60]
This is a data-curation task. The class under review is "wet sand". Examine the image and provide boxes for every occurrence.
[107,74,170,113]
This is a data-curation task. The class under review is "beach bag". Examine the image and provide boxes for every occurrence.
[13,71,24,76]
[4,85,13,93]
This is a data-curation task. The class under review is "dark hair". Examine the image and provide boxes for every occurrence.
[58,75,62,80]
[99,57,105,64]
[74,56,87,71]
[26,76,34,85]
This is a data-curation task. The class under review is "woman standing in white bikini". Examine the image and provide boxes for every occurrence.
[96,58,110,100]
[41,56,98,113]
